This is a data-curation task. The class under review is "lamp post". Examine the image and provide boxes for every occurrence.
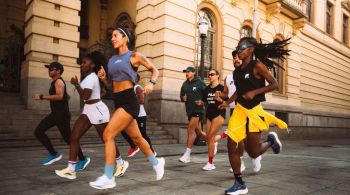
[198,17,209,79]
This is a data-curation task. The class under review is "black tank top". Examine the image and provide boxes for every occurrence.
[49,78,69,114]
[233,60,266,109]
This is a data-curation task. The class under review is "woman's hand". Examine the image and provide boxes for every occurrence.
[218,102,228,110]
[143,83,154,94]
[214,90,223,102]
[71,75,79,85]
[242,90,256,101]
[98,66,106,80]
[33,94,41,100]
[194,100,204,106]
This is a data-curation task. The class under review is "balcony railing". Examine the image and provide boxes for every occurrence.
[263,0,308,19]
[282,0,307,17]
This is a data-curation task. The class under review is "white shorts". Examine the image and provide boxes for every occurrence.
[82,101,110,125]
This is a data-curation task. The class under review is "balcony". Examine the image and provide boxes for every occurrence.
[263,0,308,21]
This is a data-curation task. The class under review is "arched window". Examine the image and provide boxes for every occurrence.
[272,37,287,94]
[196,9,216,78]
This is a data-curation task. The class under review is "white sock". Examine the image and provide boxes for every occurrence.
[68,161,76,172]
[185,148,192,156]
[116,156,124,165]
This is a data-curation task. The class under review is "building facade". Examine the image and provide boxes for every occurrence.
[0,0,349,139]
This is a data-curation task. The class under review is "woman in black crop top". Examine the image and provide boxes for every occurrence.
[218,37,290,195]
[91,27,164,190]
[195,69,228,171]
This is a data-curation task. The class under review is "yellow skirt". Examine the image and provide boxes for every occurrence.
[227,103,288,143]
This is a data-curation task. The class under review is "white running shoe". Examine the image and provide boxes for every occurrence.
[89,175,116,190]
[202,162,216,171]
[252,155,262,173]
[153,157,165,180]
[178,154,190,163]
[114,160,129,177]
[240,158,246,172]
[229,168,233,173]
[214,142,218,155]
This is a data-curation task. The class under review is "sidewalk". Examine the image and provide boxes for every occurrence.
[1,139,350,195]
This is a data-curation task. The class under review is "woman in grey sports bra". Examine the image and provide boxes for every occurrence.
[90,27,165,190]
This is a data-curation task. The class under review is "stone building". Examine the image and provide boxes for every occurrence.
[0,0,349,141]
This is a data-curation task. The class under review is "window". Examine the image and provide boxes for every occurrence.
[196,9,216,78]
[272,38,287,94]
[306,0,313,22]
[240,25,252,38]
[79,0,89,39]
[326,2,333,34]
[343,14,349,44]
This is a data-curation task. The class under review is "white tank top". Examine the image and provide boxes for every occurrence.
[134,84,147,117]
[225,75,236,109]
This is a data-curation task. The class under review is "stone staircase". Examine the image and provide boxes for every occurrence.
[0,92,177,149]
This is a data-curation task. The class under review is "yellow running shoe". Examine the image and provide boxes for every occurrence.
[114,160,129,177]
[55,167,76,180]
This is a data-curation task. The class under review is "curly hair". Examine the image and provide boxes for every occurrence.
[85,51,108,74]
[239,36,291,70]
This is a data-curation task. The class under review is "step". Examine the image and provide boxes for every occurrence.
[0,93,22,105]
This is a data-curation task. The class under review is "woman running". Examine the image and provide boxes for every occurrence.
[195,69,227,171]
[55,51,128,179]
[90,27,164,190]
[218,37,290,195]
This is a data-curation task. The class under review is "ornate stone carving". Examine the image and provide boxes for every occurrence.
[266,2,281,23]
[292,18,306,35]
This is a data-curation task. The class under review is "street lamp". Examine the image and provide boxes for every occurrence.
[198,16,209,79]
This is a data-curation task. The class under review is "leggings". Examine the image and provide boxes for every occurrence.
[34,113,85,160]
[122,116,154,152]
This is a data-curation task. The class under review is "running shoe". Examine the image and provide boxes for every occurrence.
[127,146,140,157]
[267,132,282,154]
[202,162,216,171]
[225,181,248,195]
[252,155,262,173]
[42,152,62,166]
[214,142,218,155]
[55,167,76,180]
[89,175,116,190]
[178,154,190,163]
[114,160,129,177]
[153,157,165,180]
[76,157,91,171]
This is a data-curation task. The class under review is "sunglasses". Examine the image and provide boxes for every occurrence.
[48,68,57,72]
[208,73,216,77]
[236,44,252,52]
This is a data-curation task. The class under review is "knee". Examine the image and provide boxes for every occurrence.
[102,130,114,143]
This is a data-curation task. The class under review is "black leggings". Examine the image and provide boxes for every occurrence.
[34,113,84,160]
[122,116,154,152]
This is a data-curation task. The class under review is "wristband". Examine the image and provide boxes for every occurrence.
[149,79,156,85]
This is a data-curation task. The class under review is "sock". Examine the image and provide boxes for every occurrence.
[104,164,115,179]
[115,156,124,165]
[148,154,158,166]
[185,148,192,156]
[234,173,244,185]
[208,156,214,164]
[220,132,228,139]
[68,161,76,172]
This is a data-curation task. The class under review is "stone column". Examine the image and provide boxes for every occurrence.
[22,0,81,111]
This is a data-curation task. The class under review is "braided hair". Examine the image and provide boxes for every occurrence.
[239,37,291,70]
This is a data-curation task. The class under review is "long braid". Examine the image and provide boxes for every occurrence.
[240,37,291,70]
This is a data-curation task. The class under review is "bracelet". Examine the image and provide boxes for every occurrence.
[39,94,44,100]
[149,79,156,85]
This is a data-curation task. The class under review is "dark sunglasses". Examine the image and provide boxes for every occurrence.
[48,68,57,72]
[236,44,252,52]
[208,73,216,77]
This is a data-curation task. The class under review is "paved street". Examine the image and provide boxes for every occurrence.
[1,139,350,195]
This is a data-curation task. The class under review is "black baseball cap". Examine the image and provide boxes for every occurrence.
[45,62,64,73]
[182,66,196,73]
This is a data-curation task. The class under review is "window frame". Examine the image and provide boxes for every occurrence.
[326,1,334,35]
[271,37,288,96]
[343,13,349,45]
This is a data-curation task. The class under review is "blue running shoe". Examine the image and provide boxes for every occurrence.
[42,152,62,166]
[225,181,248,195]
[267,132,282,154]
[75,157,91,171]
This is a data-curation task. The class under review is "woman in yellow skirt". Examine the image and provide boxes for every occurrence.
[217,36,290,195]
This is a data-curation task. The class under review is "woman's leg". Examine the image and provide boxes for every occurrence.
[207,116,224,158]
[69,115,91,162]
[187,116,200,149]
[95,123,121,158]
[124,119,153,157]
[245,132,270,159]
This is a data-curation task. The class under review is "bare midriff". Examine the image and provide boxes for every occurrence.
[112,80,134,93]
